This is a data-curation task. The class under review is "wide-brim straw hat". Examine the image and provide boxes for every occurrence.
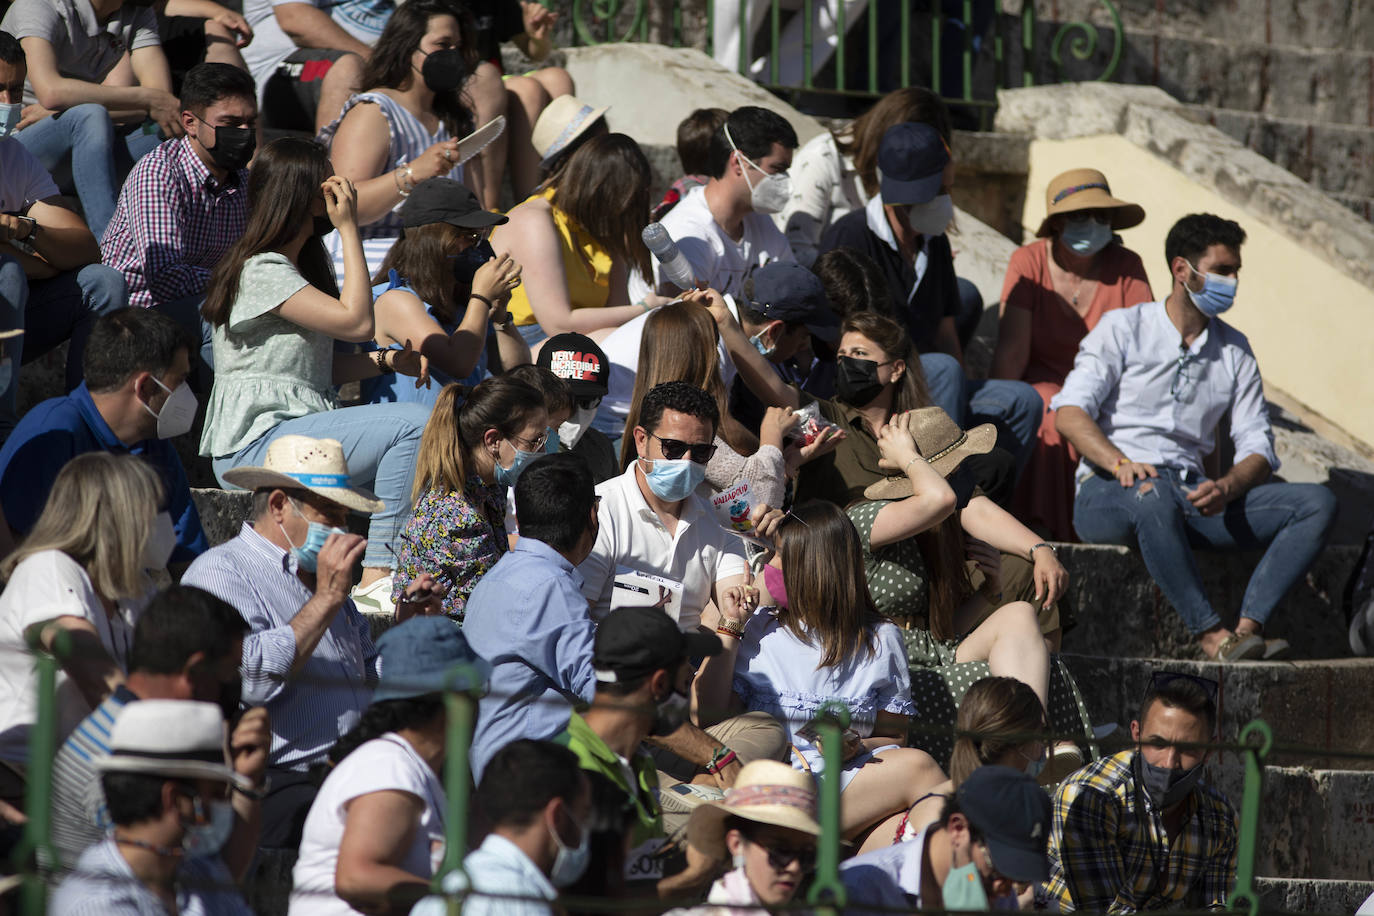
[96,700,252,791]
[863,407,997,501]
[1035,167,1145,237]
[221,434,384,514]
[687,760,822,861]
[533,95,609,167]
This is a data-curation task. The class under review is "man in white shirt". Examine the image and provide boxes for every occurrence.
[1054,213,1338,663]
[631,105,797,302]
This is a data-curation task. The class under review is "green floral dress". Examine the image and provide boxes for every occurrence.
[845,499,1095,769]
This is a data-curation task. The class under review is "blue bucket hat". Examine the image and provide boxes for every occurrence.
[877,121,950,206]
[373,616,490,702]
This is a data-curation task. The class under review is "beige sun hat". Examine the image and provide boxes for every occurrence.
[863,407,997,501]
[532,94,609,167]
[221,434,384,514]
[686,760,822,861]
[1034,167,1145,238]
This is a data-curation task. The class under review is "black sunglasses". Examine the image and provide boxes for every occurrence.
[648,432,717,465]
[747,834,816,874]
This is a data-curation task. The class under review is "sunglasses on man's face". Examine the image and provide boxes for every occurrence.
[648,432,717,465]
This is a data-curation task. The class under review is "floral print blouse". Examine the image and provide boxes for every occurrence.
[390,475,508,621]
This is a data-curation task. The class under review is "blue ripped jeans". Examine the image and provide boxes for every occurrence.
[1073,468,1339,633]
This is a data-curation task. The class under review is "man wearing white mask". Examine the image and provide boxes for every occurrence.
[1055,213,1337,663]
[50,700,257,916]
[630,105,797,302]
[536,332,618,483]
[0,308,207,563]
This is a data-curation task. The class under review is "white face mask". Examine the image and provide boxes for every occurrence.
[724,123,792,215]
[143,510,176,571]
[140,375,197,439]
[0,103,20,139]
[907,194,953,237]
[557,403,599,450]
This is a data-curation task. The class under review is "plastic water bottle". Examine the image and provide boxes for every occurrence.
[641,222,698,291]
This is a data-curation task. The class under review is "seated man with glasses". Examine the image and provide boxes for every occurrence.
[577,380,787,828]
[1054,212,1337,663]
[1046,670,1235,912]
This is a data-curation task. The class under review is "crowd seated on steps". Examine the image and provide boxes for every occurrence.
[0,12,1344,911]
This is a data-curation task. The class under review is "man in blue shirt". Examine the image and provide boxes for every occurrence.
[1054,213,1339,663]
[465,451,600,782]
[0,307,208,562]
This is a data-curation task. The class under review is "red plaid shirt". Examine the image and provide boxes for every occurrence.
[101,136,247,309]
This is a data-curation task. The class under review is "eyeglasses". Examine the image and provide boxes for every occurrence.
[746,834,816,873]
[1150,670,1219,703]
[509,430,549,452]
[1169,346,1197,401]
[648,432,717,465]
[458,228,490,244]
[575,395,603,411]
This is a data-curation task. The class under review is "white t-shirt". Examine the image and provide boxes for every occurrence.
[576,465,747,630]
[240,0,393,100]
[290,733,447,916]
[0,138,59,213]
[629,185,794,302]
[0,550,137,763]
[775,130,865,268]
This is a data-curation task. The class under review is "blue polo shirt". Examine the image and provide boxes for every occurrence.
[0,382,208,561]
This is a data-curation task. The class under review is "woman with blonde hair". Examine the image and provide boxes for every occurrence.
[0,453,171,774]
[388,377,547,620]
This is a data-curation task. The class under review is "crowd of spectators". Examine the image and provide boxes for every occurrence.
[0,2,1346,912]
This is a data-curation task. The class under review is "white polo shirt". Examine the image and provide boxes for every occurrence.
[577,464,747,631]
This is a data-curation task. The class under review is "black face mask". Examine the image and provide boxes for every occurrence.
[451,239,495,287]
[1136,753,1205,811]
[199,119,255,172]
[419,48,469,94]
[218,675,243,725]
[834,355,886,407]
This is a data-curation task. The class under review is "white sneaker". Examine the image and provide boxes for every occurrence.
[658,783,724,816]
[351,576,395,619]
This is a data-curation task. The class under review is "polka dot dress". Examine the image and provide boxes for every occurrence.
[847,500,1095,769]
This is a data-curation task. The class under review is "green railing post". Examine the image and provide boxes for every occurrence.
[928,4,940,95]
[436,663,483,916]
[865,0,877,94]
[737,0,748,76]
[1227,719,1272,916]
[1021,3,1034,87]
[805,701,849,914]
[899,2,911,88]
[961,0,974,101]
[12,627,71,916]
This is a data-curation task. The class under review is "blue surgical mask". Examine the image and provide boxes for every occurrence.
[640,456,706,502]
[549,809,590,887]
[1060,216,1113,256]
[494,442,540,487]
[1185,262,1238,317]
[749,327,776,359]
[279,499,347,573]
[943,861,991,911]
[181,797,235,858]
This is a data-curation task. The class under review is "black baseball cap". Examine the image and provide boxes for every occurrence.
[538,332,609,398]
[594,607,721,686]
[956,765,1053,882]
[877,121,950,206]
[399,178,509,230]
[746,261,840,342]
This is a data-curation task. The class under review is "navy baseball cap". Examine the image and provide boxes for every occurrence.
[746,261,840,342]
[373,616,490,701]
[400,178,509,230]
[877,122,950,206]
[956,765,1053,882]
[538,332,609,398]
[594,607,720,686]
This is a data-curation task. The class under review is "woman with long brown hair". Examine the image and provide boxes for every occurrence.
[778,87,952,267]
[492,132,662,348]
[387,376,546,621]
[199,137,428,592]
[694,499,944,855]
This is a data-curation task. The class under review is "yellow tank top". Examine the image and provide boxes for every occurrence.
[506,187,615,327]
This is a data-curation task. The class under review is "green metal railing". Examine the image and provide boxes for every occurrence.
[567,0,1124,118]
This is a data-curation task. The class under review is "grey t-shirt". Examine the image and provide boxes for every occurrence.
[0,0,160,106]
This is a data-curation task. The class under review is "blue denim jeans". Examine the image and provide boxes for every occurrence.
[155,292,216,379]
[15,105,162,240]
[0,255,127,440]
[1073,468,1339,633]
[920,352,1042,471]
[212,402,432,569]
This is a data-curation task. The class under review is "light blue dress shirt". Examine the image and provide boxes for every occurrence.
[182,522,378,770]
[840,825,930,913]
[412,834,556,916]
[1051,300,1278,484]
[463,537,597,783]
[51,838,250,916]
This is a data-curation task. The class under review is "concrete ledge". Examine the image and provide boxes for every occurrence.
[1255,877,1374,914]
[1260,767,1374,881]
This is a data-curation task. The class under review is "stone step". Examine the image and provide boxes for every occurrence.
[1257,768,1374,882]
[1255,877,1374,914]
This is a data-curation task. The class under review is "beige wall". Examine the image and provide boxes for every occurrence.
[1021,134,1374,451]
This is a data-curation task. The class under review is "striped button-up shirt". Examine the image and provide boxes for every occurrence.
[101,136,247,309]
[182,522,378,770]
[51,838,250,916]
[1046,751,1237,912]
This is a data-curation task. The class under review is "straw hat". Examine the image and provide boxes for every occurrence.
[686,760,822,861]
[96,700,252,791]
[221,435,385,514]
[1034,167,1144,238]
[532,95,609,167]
[863,407,996,501]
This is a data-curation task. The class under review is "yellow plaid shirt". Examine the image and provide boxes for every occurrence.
[1045,751,1237,912]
